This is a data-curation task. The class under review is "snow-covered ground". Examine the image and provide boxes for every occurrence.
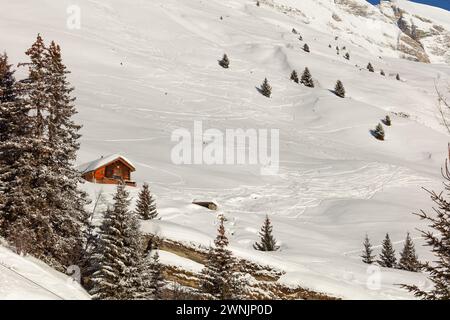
[0,242,89,299]
[1,0,450,299]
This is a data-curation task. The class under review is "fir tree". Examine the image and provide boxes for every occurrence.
[403,161,450,299]
[378,233,397,268]
[219,54,229,69]
[0,53,16,104]
[396,73,401,81]
[372,123,385,141]
[361,234,375,264]
[367,62,374,72]
[334,80,345,98]
[290,70,299,84]
[0,35,57,264]
[383,115,391,126]
[303,44,310,53]
[344,52,350,60]
[260,78,272,98]
[0,52,17,155]
[398,232,420,272]
[135,183,158,220]
[292,28,297,34]
[300,67,314,88]
[200,215,243,299]
[253,215,280,251]
[91,184,148,299]
[150,251,165,300]
[0,52,22,240]
[43,40,89,267]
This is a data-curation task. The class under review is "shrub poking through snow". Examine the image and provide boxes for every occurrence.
[298,35,303,41]
[383,115,391,126]
[380,69,385,76]
[260,78,272,97]
[398,233,420,272]
[378,233,396,268]
[344,52,350,60]
[367,63,374,72]
[301,67,314,88]
[218,54,229,68]
[290,70,299,83]
[361,234,375,264]
[292,28,297,34]
[303,43,310,53]
[334,80,345,98]
[254,215,280,251]
[372,123,385,141]
[396,73,401,81]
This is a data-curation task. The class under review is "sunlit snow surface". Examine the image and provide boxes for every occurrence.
[1,0,450,299]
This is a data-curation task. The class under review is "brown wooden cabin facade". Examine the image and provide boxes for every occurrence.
[79,155,136,187]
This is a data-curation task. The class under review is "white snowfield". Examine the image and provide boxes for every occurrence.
[0,243,89,300]
[1,0,450,299]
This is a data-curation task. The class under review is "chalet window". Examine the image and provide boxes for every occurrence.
[113,164,122,178]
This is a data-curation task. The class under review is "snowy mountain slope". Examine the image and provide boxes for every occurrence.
[1,0,450,299]
[0,243,90,299]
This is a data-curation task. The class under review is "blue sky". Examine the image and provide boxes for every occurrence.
[366,0,450,11]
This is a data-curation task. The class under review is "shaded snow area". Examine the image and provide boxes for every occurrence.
[1,0,450,299]
[0,243,89,299]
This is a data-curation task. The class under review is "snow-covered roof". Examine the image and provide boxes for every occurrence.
[77,154,136,174]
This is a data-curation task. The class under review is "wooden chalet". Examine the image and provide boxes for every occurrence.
[78,154,136,187]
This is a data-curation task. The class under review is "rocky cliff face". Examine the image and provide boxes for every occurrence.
[378,0,450,63]
[265,0,450,64]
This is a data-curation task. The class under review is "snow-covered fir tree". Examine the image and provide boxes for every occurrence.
[0,52,17,155]
[300,67,314,88]
[1,36,89,269]
[396,73,401,81]
[200,215,243,299]
[334,80,345,98]
[91,183,149,299]
[135,183,158,220]
[42,40,89,267]
[0,52,33,248]
[260,78,272,98]
[219,54,229,69]
[367,62,374,72]
[344,52,350,60]
[361,234,375,264]
[290,70,299,84]
[398,232,420,272]
[403,162,450,299]
[384,115,391,126]
[253,215,280,251]
[380,69,385,76]
[149,251,165,300]
[373,123,385,141]
[378,233,397,268]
